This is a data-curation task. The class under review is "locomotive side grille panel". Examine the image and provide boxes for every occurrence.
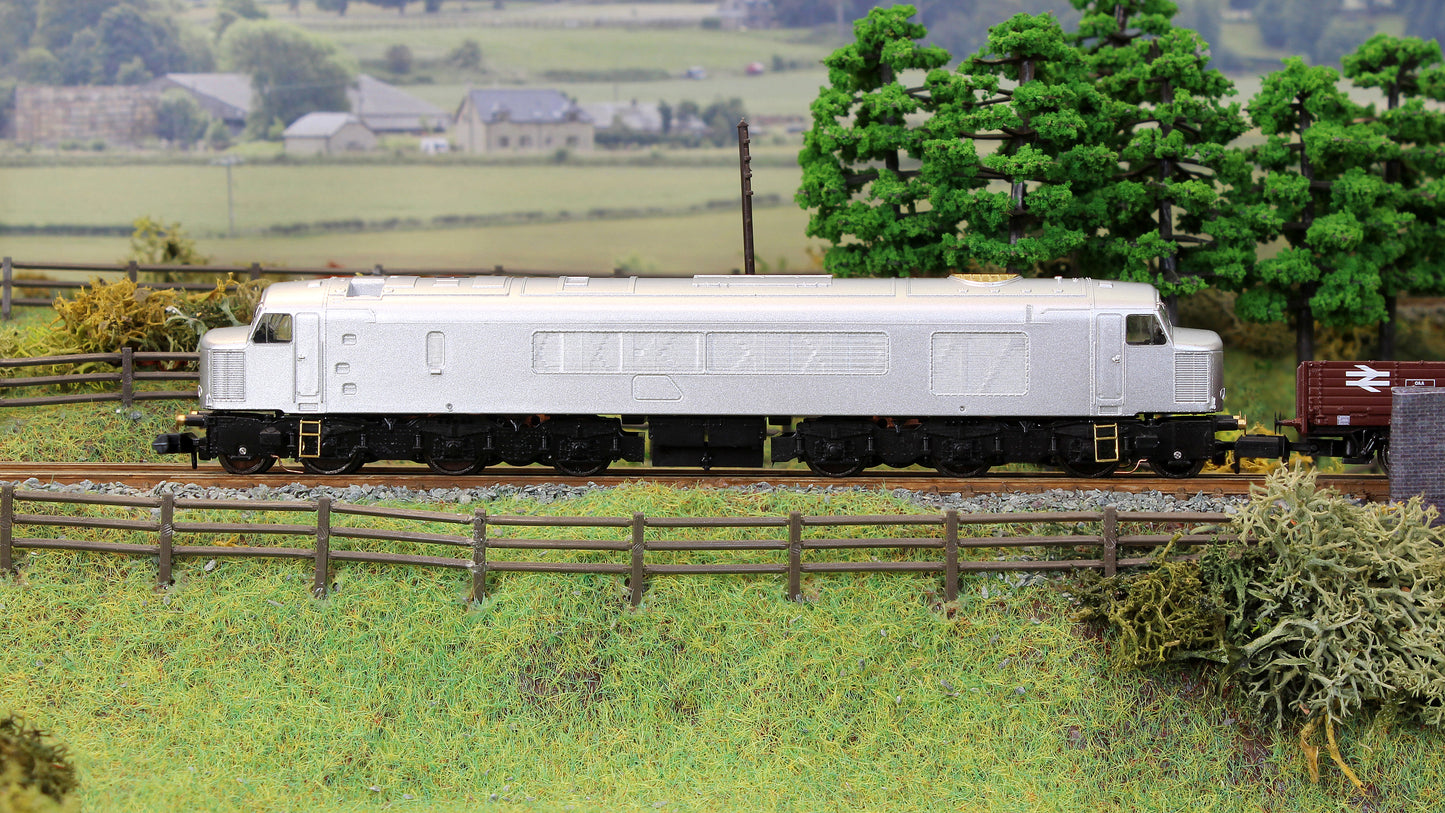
[208,350,245,401]
[930,332,1029,395]
[705,332,888,375]
[533,332,704,374]
[1174,353,1211,403]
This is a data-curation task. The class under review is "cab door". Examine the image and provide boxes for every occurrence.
[294,312,321,400]
[1095,313,1124,413]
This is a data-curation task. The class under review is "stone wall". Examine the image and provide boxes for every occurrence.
[14,85,160,146]
[1389,386,1445,523]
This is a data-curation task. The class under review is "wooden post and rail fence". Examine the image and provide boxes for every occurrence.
[0,257,637,321]
[0,484,1232,605]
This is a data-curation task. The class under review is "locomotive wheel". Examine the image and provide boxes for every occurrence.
[553,459,610,477]
[1149,457,1206,479]
[1057,459,1118,478]
[932,459,989,478]
[218,454,274,475]
[425,454,494,476]
[806,460,867,478]
[301,455,364,476]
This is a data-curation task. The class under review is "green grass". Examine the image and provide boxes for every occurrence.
[4,483,1444,812]
[0,205,821,272]
[0,159,805,235]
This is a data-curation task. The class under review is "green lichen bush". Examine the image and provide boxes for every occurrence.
[49,276,265,356]
[1084,468,1445,731]
[0,712,80,813]
[1075,552,1226,670]
[1208,468,1445,731]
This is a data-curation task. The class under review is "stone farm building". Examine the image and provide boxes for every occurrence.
[453,89,594,154]
[283,113,377,156]
[12,74,444,147]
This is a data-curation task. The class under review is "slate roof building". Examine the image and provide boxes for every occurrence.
[453,89,594,154]
[146,73,253,135]
[283,112,377,156]
[147,73,444,137]
[349,75,447,134]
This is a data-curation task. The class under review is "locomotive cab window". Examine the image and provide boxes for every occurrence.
[1125,312,1168,346]
[252,313,293,344]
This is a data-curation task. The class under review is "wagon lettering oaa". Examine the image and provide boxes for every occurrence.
[155,272,1254,478]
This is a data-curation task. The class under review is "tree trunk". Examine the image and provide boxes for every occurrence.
[1378,293,1397,360]
[1295,294,1315,366]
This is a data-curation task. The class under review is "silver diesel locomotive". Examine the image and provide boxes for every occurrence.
[154,273,1238,477]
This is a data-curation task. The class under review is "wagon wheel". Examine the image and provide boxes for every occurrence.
[218,453,274,475]
[553,459,611,477]
[1148,457,1205,479]
[806,460,867,478]
[1376,444,1391,474]
[1057,458,1118,478]
[425,452,496,476]
[932,459,990,478]
[301,454,364,476]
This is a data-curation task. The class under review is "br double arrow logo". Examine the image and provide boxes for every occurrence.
[1345,364,1389,393]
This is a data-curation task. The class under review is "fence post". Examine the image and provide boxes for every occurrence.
[470,507,487,603]
[120,347,134,409]
[1,484,12,575]
[248,262,261,282]
[126,260,138,284]
[2,256,12,321]
[944,510,959,602]
[629,512,645,607]
[1103,506,1118,578]
[313,496,331,598]
[157,492,173,588]
[787,511,802,601]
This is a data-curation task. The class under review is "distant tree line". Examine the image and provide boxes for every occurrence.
[798,2,1445,363]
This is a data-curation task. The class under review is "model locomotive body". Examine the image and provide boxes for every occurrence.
[155,273,1237,477]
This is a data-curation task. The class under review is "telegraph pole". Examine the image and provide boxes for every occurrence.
[737,118,755,275]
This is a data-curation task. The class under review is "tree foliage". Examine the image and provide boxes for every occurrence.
[930,12,1113,273]
[22,0,201,85]
[1068,0,1249,304]
[1241,57,1409,361]
[1343,34,1445,356]
[154,89,208,148]
[219,20,355,134]
[796,5,951,276]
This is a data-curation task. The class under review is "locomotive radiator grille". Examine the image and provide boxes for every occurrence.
[1173,353,1211,403]
[208,350,246,401]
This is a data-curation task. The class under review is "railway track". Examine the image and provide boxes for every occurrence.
[0,462,1392,500]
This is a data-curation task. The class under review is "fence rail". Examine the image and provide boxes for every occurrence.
[0,348,197,407]
[0,485,1234,606]
[0,257,633,320]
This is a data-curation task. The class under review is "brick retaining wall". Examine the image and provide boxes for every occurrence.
[1390,386,1445,523]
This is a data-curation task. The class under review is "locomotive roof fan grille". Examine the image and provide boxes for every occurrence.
[951,273,1021,284]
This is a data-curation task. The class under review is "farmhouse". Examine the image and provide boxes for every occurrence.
[283,113,377,156]
[453,89,594,154]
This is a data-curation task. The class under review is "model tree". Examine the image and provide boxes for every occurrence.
[1068,0,1250,316]
[1244,57,1407,363]
[795,5,951,276]
[1342,34,1445,359]
[926,12,1113,274]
